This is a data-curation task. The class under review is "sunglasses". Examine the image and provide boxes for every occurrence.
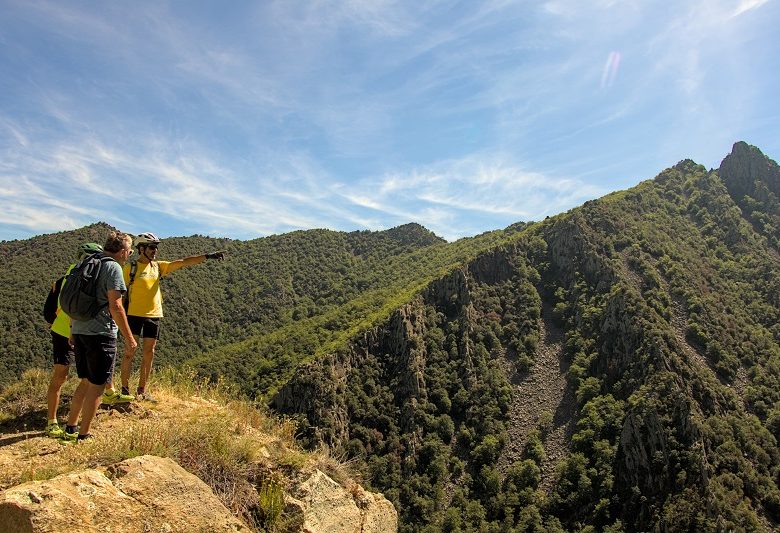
[146,245,158,250]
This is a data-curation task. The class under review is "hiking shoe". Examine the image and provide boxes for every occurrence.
[45,422,64,438]
[59,430,78,444]
[136,391,158,403]
[103,390,134,404]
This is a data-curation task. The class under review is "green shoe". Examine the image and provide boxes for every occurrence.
[103,390,134,404]
[45,422,64,438]
[59,430,78,444]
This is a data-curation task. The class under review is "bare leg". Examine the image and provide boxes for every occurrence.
[137,337,157,391]
[67,378,89,427]
[46,364,69,422]
[77,382,104,435]
[121,336,140,391]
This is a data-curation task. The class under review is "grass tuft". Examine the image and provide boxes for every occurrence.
[256,474,285,530]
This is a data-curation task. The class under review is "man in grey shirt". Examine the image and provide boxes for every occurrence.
[62,231,137,442]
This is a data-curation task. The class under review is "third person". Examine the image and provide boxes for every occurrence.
[117,232,224,402]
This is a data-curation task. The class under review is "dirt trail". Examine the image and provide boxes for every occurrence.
[497,301,575,493]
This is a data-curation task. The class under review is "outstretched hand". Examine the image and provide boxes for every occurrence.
[205,251,226,261]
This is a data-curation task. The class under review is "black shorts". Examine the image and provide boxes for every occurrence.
[73,334,117,386]
[51,331,74,366]
[127,316,161,339]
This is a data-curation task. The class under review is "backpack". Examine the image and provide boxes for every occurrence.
[43,276,64,324]
[59,253,116,321]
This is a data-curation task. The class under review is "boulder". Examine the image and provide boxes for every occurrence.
[0,455,249,532]
[285,469,397,533]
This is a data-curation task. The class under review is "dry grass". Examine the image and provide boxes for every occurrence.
[0,368,78,423]
[153,366,242,403]
[0,365,354,532]
[311,443,364,489]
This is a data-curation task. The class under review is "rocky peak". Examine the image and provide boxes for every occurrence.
[719,141,780,200]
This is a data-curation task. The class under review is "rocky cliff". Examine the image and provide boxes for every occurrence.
[719,141,780,249]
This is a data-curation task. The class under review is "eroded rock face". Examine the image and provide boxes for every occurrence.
[285,470,397,533]
[0,455,249,533]
[720,141,780,201]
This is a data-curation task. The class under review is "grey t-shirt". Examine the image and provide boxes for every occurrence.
[71,259,127,338]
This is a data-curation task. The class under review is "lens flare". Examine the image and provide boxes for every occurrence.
[600,51,621,89]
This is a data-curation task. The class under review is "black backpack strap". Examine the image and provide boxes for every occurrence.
[129,260,138,285]
[44,276,66,324]
[124,260,138,312]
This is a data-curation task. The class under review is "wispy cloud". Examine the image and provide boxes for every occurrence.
[0,113,326,237]
[337,154,607,240]
[0,173,111,232]
[734,0,771,17]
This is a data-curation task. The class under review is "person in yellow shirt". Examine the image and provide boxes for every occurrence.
[118,232,224,402]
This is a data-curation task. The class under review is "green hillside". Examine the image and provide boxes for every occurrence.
[0,222,448,385]
[189,226,520,396]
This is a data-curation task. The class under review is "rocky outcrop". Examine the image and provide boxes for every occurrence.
[466,247,514,287]
[720,141,780,201]
[0,455,249,532]
[0,458,398,533]
[272,297,432,447]
[271,350,353,447]
[719,141,780,250]
[285,470,397,533]
[543,214,620,294]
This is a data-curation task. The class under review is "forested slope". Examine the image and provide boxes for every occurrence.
[0,222,447,385]
[271,143,780,532]
[189,226,521,396]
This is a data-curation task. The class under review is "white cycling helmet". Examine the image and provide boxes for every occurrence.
[133,232,161,248]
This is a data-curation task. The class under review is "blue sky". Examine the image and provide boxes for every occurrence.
[1,0,778,242]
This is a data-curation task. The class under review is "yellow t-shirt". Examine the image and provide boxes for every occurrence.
[123,260,176,318]
[50,265,74,338]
